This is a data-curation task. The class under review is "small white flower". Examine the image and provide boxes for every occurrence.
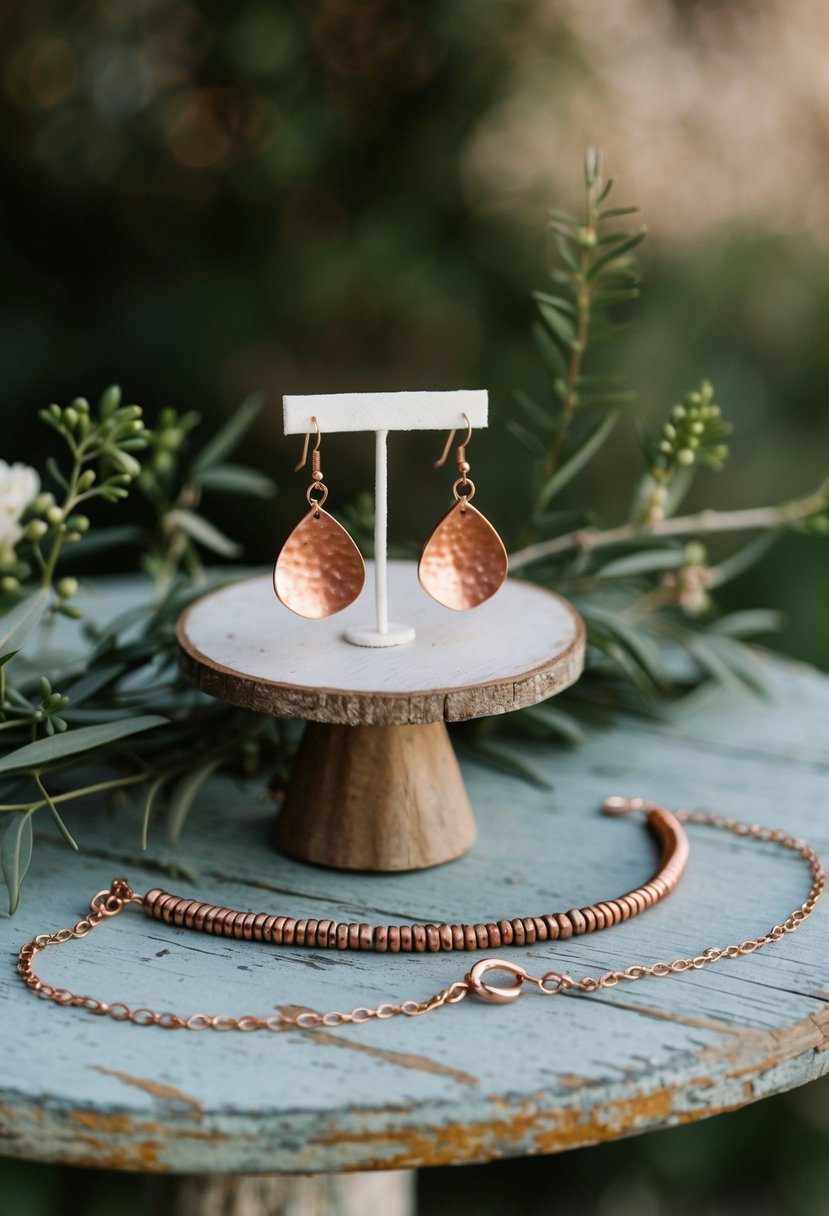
[0,461,40,562]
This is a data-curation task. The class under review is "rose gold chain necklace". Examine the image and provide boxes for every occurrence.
[16,799,824,1031]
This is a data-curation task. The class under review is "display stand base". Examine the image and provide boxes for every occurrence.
[274,720,476,870]
[177,564,585,874]
[343,622,416,648]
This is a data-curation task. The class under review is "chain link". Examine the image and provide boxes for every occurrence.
[15,806,824,1029]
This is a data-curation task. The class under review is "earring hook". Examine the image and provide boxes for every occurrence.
[434,413,473,468]
[295,416,322,472]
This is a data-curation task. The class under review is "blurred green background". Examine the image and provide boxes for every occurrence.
[1,1,828,1211]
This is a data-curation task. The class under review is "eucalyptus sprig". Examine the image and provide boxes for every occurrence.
[0,389,278,912]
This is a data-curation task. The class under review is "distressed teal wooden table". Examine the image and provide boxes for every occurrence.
[1,647,827,1187]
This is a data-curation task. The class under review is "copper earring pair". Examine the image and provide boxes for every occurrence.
[273,416,507,619]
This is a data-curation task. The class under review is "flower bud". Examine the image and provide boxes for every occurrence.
[99,385,121,416]
[24,519,49,541]
[56,577,79,599]
[676,448,695,465]
[63,407,79,429]
[159,427,184,450]
[77,470,96,491]
[684,542,707,566]
[109,449,142,478]
[45,505,64,526]
[31,492,56,515]
[65,514,90,533]
[0,575,20,593]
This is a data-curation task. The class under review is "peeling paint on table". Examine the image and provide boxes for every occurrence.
[1,621,827,1173]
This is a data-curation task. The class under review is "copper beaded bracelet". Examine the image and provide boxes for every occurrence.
[140,798,688,953]
[16,799,824,1032]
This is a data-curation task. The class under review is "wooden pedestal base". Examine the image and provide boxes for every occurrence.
[273,721,477,871]
[177,565,585,873]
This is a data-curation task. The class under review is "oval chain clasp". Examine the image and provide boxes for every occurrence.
[465,958,528,1004]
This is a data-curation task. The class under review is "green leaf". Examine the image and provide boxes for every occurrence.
[588,230,646,280]
[575,374,627,388]
[0,714,167,776]
[506,420,548,460]
[536,412,620,511]
[596,229,637,247]
[598,549,684,578]
[705,632,768,700]
[59,526,145,562]
[590,290,640,308]
[547,208,580,227]
[190,393,263,476]
[513,389,553,431]
[461,739,553,789]
[196,464,276,498]
[710,534,778,586]
[167,757,223,843]
[703,634,771,697]
[584,606,668,687]
[589,322,638,345]
[537,300,576,348]
[680,633,745,694]
[141,775,166,850]
[709,610,784,638]
[532,321,567,378]
[599,206,639,219]
[166,509,242,558]
[62,662,125,706]
[517,704,587,746]
[551,230,580,273]
[45,457,69,490]
[664,463,697,516]
[533,507,591,533]
[576,391,636,408]
[34,775,78,851]
[0,589,50,660]
[2,810,33,914]
[533,291,578,317]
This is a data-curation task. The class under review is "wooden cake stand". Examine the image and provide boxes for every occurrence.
[177,561,585,872]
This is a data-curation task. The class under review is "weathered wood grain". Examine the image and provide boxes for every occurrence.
[0,582,827,1175]
[274,722,477,870]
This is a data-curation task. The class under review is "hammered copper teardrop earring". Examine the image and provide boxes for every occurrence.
[418,415,508,610]
[273,418,365,618]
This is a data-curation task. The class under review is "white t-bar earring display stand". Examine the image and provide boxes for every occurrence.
[282,390,488,647]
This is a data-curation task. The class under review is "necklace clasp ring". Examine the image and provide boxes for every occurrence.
[466,958,528,1004]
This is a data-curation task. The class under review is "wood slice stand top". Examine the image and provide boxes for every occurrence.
[177,563,585,872]
[177,562,585,728]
